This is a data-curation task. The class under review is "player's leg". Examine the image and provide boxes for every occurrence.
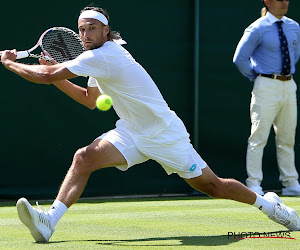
[16,124,149,243]
[184,166,256,205]
[16,138,126,243]
[184,166,300,231]
[56,138,127,208]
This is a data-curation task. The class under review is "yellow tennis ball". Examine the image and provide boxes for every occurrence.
[96,95,113,111]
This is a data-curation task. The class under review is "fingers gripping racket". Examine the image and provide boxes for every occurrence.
[0,27,85,63]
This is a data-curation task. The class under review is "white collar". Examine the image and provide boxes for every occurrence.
[266,12,287,24]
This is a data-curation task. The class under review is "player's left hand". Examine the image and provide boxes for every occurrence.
[39,52,57,65]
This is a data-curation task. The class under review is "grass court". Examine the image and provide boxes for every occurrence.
[0,195,299,249]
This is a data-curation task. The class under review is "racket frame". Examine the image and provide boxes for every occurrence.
[1,27,83,62]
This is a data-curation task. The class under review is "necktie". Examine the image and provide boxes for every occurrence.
[276,21,291,75]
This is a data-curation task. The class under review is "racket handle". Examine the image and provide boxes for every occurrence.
[0,50,29,60]
[16,51,30,59]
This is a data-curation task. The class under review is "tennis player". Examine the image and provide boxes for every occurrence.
[1,6,299,243]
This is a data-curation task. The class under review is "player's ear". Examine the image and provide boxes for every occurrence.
[103,25,109,36]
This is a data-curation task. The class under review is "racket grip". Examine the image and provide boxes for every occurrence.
[16,51,30,59]
[0,50,29,60]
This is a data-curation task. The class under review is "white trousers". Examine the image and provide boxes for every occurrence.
[246,76,299,188]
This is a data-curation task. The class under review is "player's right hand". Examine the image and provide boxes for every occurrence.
[1,49,17,63]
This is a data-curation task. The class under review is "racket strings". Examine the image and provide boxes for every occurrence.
[41,28,85,63]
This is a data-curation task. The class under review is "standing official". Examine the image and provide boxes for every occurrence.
[233,0,300,195]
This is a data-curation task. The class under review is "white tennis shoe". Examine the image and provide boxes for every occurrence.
[264,192,300,231]
[16,198,54,242]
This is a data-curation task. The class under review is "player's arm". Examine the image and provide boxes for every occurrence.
[2,50,100,109]
[53,81,100,109]
[39,56,101,109]
[1,49,76,84]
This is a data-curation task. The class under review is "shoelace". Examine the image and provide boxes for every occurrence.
[273,204,290,226]
[36,202,51,228]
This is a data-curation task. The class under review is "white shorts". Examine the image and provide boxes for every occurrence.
[97,118,207,179]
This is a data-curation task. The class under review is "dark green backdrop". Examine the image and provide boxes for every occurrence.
[0,0,299,199]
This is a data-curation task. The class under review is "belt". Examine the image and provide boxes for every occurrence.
[259,74,292,81]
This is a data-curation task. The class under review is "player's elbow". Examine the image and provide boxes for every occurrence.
[87,103,97,110]
[35,68,56,84]
[28,74,52,84]
[38,65,67,84]
[41,74,54,84]
[82,97,97,110]
[86,94,99,110]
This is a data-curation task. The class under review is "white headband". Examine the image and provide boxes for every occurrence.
[78,10,108,25]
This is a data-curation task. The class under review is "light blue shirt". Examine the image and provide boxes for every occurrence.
[233,12,300,81]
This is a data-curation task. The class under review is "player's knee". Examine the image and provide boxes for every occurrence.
[207,178,239,199]
[73,147,86,162]
[197,178,229,199]
[204,184,226,199]
[72,147,94,174]
[73,146,108,174]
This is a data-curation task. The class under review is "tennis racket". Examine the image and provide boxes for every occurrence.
[0,27,85,63]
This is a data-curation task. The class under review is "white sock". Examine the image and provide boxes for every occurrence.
[253,194,274,216]
[47,200,68,228]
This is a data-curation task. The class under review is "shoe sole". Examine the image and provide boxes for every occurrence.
[17,198,47,243]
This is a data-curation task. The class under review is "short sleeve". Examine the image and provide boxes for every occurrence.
[63,50,108,79]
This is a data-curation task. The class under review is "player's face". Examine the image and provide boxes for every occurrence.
[265,0,289,19]
[78,18,109,50]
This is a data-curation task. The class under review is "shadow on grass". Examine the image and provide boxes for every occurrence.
[49,234,242,247]
[97,235,241,247]
[48,230,292,247]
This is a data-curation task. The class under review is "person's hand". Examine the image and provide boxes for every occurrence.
[39,52,57,65]
[1,49,17,64]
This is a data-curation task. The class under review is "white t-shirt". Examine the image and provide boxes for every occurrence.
[64,41,176,137]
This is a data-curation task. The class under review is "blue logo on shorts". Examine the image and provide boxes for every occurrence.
[189,164,197,172]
